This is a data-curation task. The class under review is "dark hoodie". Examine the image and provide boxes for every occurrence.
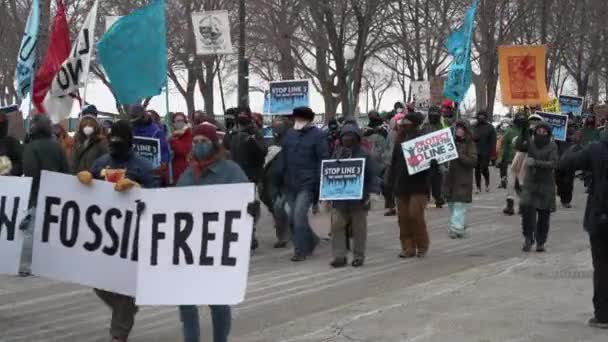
[0,112,23,176]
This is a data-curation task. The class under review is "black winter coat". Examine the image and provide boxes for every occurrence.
[223,127,267,183]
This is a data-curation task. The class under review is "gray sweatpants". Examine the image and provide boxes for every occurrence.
[331,206,368,260]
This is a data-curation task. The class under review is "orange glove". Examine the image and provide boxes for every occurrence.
[114,178,140,192]
[77,171,93,185]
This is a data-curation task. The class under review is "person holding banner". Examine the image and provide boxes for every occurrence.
[175,122,259,342]
[71,105,108,173]
[77,119,156,342]
[388,112,431,258]
[0,109,23,176]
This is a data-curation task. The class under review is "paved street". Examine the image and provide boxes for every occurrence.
[1,180,607,341]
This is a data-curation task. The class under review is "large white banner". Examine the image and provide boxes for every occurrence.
[45,0,99,122]
[0,177,32,275]
[411,81,431,111]
[136,183,255,305]
[32,171,141,296]
[192,11,234,55]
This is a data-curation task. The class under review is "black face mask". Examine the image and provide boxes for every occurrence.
[109,140,131,160]
[429,115,441,125]
[369,117,383,128]
[534,135,550,148]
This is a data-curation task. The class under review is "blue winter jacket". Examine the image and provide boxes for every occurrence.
[132,122,170,165]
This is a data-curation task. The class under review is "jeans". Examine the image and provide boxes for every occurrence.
[178,305,231,342]
[521,206,551,245]
[287,190,318,255]
[448,202,469,235]
[591,233,608,322]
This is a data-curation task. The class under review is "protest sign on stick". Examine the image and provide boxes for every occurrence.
[558,95,584,116]
[319,158,366,201]
[32,171,142,296]
[266,80,310,115]
[401,128,459,175]
[192,11,234,55]
[0,177,32,275]
[411,81,431,111]
[536,111,569,142]
[133,136,161,169]
[136,183,255,305]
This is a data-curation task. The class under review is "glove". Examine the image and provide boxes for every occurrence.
[114,178,140,192]
[526,157,536,167]
[77,171,93,185]
[247,201,261,218]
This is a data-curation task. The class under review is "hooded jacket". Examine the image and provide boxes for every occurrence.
[0,112,23,176]
[473,119,497,157]
[445,120,478,203]
[223,124,267,183]
[519,123,558,210]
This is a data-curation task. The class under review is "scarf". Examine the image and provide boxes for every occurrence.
[191,150,223,182]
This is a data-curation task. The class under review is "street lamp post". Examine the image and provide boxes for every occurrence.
[237,0,249,109]
[344,46,356,120]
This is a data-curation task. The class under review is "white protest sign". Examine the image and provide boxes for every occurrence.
[411,81,431,111]
[0,177,32,275]
[136,183,255,305]
[401,127,459,175]
[192,11,234,55]
[32,171,141,296]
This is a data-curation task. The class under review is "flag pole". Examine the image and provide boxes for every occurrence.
[165,74,174,185]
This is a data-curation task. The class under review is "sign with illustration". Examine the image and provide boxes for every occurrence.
[401,128,459,175]
[266,80,310,115]
[192,11,234,55]
[319,158,366,201]
[536,111,569,142]
[559,95,584,116]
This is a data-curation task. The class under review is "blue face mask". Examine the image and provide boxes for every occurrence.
[192,142,214,160]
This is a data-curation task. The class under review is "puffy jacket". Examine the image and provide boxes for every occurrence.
[169,127,192,184]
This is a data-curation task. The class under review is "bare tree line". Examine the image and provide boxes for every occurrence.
[1,0,608,118]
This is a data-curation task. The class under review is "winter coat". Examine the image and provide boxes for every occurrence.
[169,127,192,184]
[23,137,70,207]
[176,158,249,187]
[275,124,330,194]
[559,130,608,236]
[132,122,170,165]
[518,126,558,210]
[388,131,430,196]
[445,121,478,203]
[579,127,600,146]
[223,126,267,183]
[499,126,519,163]
[90,152,157,188]
[0,118,23,176]
[363,124,389,172]
[473,122,497,157]
[259,144,284,212]
[57,135,75,165]
[71,135,108,174]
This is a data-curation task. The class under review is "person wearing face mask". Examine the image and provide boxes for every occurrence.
[388,112,431,258]
[169,112,193,185]
[72,105,108,174]
[176,123,258,342]
[275,107,329,262]
[77,119,156,342]
[517,122,558,253]
[383,103,406,217]
[130,105,170,185]
[0,107,23,176]
[441,100,456,127]
[424,106,447,208]
[19,114,70,276]
[329,122,380,268]
[473,111,497,193]
[445,120,477,239]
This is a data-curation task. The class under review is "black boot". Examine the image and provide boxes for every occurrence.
[522,239,533,252]
[503,199,515,216]
[330,258,348,268]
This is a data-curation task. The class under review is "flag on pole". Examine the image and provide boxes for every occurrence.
[14,0,40,100]
[44,0,99,122]
[498,45,551,106]
[443,0,479,104]
[32,0,70,114]
[97,0,167,105]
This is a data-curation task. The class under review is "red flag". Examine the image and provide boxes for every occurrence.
[32,0,70,114]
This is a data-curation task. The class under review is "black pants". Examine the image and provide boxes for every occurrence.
[383,169,395,209]
[521,206,551,245]
[475,155,490,190]
[591,233,608,322]
[555,170,575,205]
[499,161,509,186]
[430,166,444,204]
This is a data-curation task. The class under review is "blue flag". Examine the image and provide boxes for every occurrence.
[443,0,478,103]
[14,0,40,100]
[97,0,167,105]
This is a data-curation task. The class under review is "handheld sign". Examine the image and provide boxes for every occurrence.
[267,80,310,115]
[401,128,459,175]
[32,171,141,296]
[536,111,569,142]
[319,158,366,201]
[136,183,255,305]
[0,177,32,275]
[559,95,584,116]
[133,136,161,169]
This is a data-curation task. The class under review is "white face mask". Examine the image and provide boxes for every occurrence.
[396,108,404,113]
[83,126,95,136]
[294,120,308,130]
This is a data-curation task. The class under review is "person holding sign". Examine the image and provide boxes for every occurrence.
[328,122,379,268]
[445,120,477,239]
[175,123,258,342]
[388,112,431,258]
[130,105,170,185]
[77,120,156,342]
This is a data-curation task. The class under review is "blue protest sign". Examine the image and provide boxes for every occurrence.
[133,136,161,169]
[319,158,366,201]
[559,95,584,116]
[266,80,310,115]
[536,111,569,142]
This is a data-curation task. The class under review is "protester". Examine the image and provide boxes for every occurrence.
[555,115,577,208]
[326,118,340,156]
[169,112,193,184]
[559,126,608,329]
[72,106,108,173]
[260,117,292,248]
[473,111,496,193]
[424,106,447,208]
[77,120,156,342]
[0,109,23,176]
[497,113,524,189]
[329,121,380,268]
[445,120,477,238]
[517,122,558,252]
[275,107,328,262]
[176,123,259,342]
[441,100,457,126]
[20,114,70,276]
[53,123,75,164]
[383,103,405,217]
[223,107,267,250]
[388,112,430,258]
[130,105,170,184]
[579,115,600,146]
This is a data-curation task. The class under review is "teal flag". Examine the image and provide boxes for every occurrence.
[14,0,40,100]
[443,0,478,103]
[97,0,167,105]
